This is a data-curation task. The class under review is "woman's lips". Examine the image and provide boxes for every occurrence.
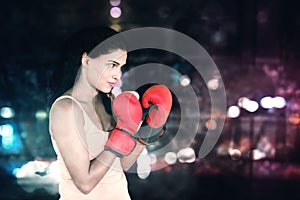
[108,82,116,88]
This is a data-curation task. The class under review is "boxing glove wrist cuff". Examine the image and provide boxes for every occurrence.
[105,128,138,157]
[114,127,138,140]
[104,144,137,158]
[137,123,167,145]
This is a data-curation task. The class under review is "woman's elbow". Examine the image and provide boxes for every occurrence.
[75,180,96,195]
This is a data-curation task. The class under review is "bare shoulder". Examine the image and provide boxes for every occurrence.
[50,97,74,111]
[50,97,84,117]
[49,97,84,139]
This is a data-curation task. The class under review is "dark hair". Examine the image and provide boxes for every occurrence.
[47,26,127,106]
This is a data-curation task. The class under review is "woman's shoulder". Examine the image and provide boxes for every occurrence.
[50,95,83,117]
[49,95,85,137]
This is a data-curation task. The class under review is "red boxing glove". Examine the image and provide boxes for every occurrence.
[105,92,142,157]
[141,84,172,128]
[137,84,172,144]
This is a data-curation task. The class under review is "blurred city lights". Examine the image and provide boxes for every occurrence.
[250,149,265,160]
[237,97,259,112]
[238,97,250,108]
[137,154,152,166]
[164,152,177,165]
[149,153,157,165]
[243,100,259,112]
[211,31,226,45]
[260,96,286,109]
[260,96,274,109]
[179,75,191,87]
[0,106,15,118]
[177,147,196,163]
[227,105,240,118]
[109,0,121,6]
[13,160,60,195]
[272,96,286,108]
[137,164,151,179]
[205,119,217,130]
[0,124,14,149]
[110,7,122,18]
[35,110,47,120]
[207,78,220,90]
[229,148,241,160]
[0,124,13,137]
[288,113,300,125]
[136,148,152,179]
[110,23,122,32]
[13,160,49,178]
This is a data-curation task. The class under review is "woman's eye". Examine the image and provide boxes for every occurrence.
[108,63,117,68]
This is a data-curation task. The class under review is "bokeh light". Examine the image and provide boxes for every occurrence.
[243,100,259,112]
[177,147,196,163]
[179,75,191,87]
[260,96,274,109]
[109,0,121,6]
[227,105,240,118]
[164,152,177,165]
[110,7,122,18]
[0,106,15,118]
[273,96,286,108]
[207,78,220,90]
[35,110,47,120]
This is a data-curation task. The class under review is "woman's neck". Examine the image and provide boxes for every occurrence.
[70,68,98,102]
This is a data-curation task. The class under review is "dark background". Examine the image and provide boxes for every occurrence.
[0,0,300,199]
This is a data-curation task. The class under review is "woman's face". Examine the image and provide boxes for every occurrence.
[85,49,127,93]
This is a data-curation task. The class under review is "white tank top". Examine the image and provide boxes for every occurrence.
[49,95,131,200]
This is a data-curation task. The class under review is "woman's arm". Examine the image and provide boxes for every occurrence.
[50,99,117,194]
[120,142,145,171]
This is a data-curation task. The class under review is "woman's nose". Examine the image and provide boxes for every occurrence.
[113,68,122,80]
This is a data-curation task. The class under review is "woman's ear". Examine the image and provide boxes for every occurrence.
[81,52,89,68]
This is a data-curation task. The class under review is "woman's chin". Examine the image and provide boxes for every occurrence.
[99,87,112,94]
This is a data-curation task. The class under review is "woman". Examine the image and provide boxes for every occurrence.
[48,26,145,200]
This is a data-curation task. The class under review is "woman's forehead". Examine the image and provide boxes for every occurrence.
[98,49,127,62]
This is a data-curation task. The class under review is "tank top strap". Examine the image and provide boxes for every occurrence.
[53,95,85,111]
[52,95,103,131]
